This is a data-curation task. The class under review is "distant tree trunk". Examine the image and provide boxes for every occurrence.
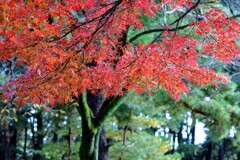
[186,114,189,143]
[10,129,17,159]
[163,128,166,137]
[172,132,176,153]
[0,127,4,160]
[190,119,196,144]
[53,131,58,142]
[169,129,176,154]
[23,118,28,160]
[67,127,72,160]
[33,111,44,160]
[218,140,225,160]
[206,142,212,160]
[4,120,10,160]
[177,123,184,145]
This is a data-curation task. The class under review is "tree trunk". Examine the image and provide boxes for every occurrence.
[98,127,108,160]
[67,127,72,160]
[33,111,44,160]
[78,91,107,160]
[77,91,123,160]
[218,139,225,160]
[0,127,4,160]
[190,119,196,144]
[23,118,28,160]
[80,126,101,160]
[53,131,58,142]
[169,129,176,154]
[79,125,108,160]
[206,142,212,160]
[4,120,10,160]
[177,123,184,145]
[10,129,17,159]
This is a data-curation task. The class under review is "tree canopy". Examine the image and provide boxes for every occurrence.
[1,0,239,105]
[1,0,240,160]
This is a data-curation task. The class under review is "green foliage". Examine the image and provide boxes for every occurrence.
[105,92,182,159]
[177,144,200,160]
[109,132,183,160]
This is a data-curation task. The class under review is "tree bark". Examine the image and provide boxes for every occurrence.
[4,120,10,160]
[77,91,123,160]
[218,140,224,160]
[78,91,108,160]
[177,123,184,145]
[67,127,72,160]
[33,111,44,160]
[23,118,28,160]
[190,119,196,144]
[80,125,101,160]
[98,127,108,160]
[169,129,176,154]
[206,142,212,160]
[10,129,17,159]
[0,127,4,160]
[52,131,58,142]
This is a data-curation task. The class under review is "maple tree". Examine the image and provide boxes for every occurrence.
[1,0,240,160]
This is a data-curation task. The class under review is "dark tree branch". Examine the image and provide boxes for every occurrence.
[76,91,93,130]
[129,24,189,43]
[170,0,202,25]
[93,96,124,129]
[229,14,240,19]
[129,0,202,43]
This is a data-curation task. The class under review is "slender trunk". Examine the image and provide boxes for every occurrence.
[23,119,28,160]
[172,132,176,153]
[53,131,58,142]
[31,117,35,150]
[4,120,10,160]
[190,119,196,144]
[10,129,17,159]
[218,140,224,160]
[33,111,44,159]
[186,115,189,143]
[169,129,176,154]
[163,128,166,137]
[0,127,4,160]
[123,126,128,146]
[206,142,212,160]
[177,123,184,145]
[67,127,72,160]
[98,127,108,160]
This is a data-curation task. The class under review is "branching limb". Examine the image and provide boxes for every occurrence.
[76,90,93,130]
[93,96,125,130]
[129,24,189,43]
[129,0,202,43]
[170,0,202,25]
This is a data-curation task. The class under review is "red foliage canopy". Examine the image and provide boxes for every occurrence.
[1,0,239,105]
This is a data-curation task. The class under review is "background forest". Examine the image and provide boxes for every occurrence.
[0,0,240,160]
